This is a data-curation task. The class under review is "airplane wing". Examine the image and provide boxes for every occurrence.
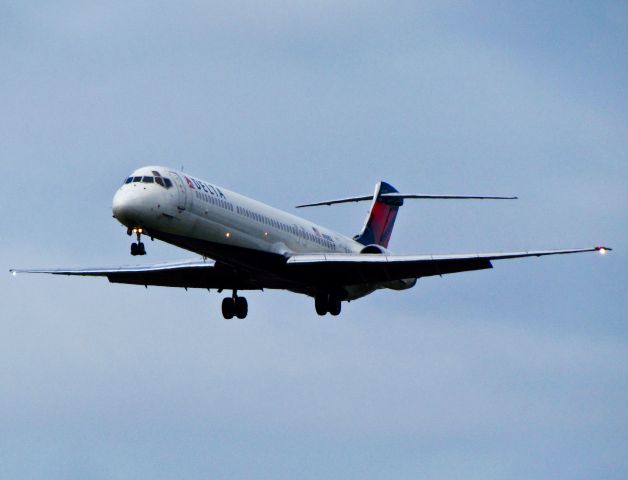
[11,247,610,292]
[10,259,264,290]
[285,246,611,286]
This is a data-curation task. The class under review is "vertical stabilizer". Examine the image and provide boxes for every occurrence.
[354,181,403,248]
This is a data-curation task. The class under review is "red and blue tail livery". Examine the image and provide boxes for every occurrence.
[354,181,402,248]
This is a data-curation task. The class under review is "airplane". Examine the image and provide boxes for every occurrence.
[10,166,611,319]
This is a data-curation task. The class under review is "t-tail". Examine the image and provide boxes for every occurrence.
[354,181,402,248]
[295,182,518,248]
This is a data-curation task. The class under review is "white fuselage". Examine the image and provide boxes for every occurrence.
[112,166,363,261]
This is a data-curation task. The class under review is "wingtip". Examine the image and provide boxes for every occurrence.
[595,246,612,254]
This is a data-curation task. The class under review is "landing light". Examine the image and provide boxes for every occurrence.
[599,248,607,255]
[12,270,16,276]
[225,232,231,238]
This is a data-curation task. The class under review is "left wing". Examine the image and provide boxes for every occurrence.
[285,246,611,285]
[10,259,263,290]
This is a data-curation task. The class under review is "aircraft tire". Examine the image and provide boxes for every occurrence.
[222,297,235,319]
[315,294,328,316]
[138,242,146,255]
[235,297,248,319]
[130,242,138,256]
[328,295,341,316]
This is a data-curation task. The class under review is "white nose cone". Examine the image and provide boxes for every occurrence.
[112,189,143,226]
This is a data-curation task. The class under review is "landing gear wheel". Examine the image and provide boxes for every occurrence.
[235,297,248,319]
[328,295,342,316]
[130,229,147,256]
[315,294,328,316]
[221,297,235,319]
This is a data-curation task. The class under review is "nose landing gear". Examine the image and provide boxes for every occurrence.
[128,227,146,256]
[222,291,248,319]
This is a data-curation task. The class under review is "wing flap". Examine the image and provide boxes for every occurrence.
[286,253,492,285]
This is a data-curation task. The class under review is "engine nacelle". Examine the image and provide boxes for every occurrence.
[382,277,417,291]
[359,244,417,291]
[360,244,391,255]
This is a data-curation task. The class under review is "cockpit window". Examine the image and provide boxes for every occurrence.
[149,170,173,189]
[124,172,172,188]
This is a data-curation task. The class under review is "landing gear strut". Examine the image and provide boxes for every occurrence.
[314,293,342,316]
[222,291,248,319]
[129,227,146,256]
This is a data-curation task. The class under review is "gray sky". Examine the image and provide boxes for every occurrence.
[1,1,626,479]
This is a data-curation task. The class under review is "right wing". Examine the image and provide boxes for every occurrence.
[10,259,263,290]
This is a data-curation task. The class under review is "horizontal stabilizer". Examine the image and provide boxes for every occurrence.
[296,192,517,208]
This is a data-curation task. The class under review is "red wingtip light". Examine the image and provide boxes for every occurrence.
[595,246,611,255]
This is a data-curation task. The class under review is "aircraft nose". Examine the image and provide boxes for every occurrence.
[112,189,143,226]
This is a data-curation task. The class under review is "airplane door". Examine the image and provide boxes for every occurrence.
[169,172,189,211]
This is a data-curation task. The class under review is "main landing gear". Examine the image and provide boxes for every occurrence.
[128,227,146,256]
[222,291,248,319]
[314,293,342,316]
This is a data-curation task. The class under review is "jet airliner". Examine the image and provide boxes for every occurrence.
[10,166,611,319]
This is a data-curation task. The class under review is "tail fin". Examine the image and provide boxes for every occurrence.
[354,181,403,248]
